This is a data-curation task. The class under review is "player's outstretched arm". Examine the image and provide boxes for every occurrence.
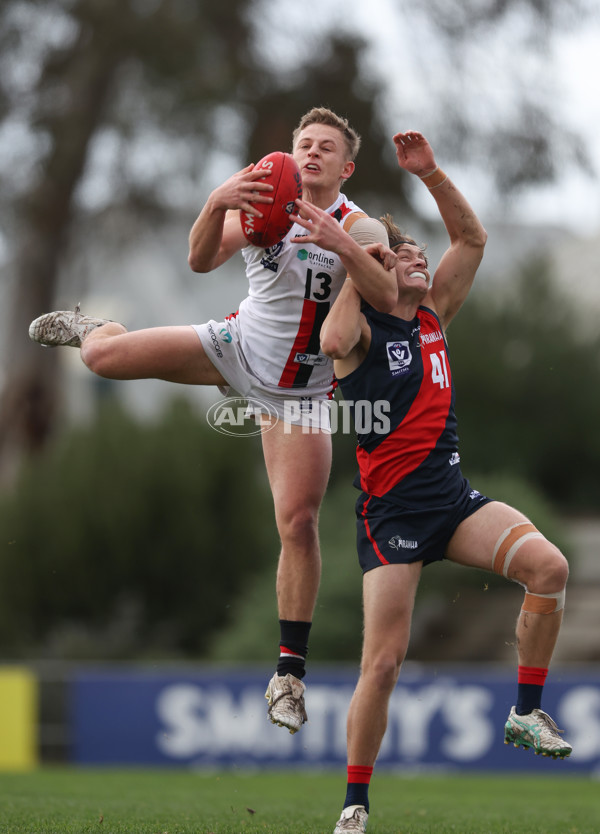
[291,199,398,313]
[188,165,274,273]
[394,131,487,328]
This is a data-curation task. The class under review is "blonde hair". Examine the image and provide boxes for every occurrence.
[292,107,361,161]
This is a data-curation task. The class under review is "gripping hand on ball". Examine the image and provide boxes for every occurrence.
[212,164,274,218]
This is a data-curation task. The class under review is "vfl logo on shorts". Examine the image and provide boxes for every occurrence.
[386,341,412,377]
[388,535,418,551]
[299,396,314,412]
[294,352,328,366]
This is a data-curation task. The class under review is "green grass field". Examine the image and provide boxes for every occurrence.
[0,768,597,834]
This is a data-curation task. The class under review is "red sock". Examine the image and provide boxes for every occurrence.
[347,765,373,784]
[518,665,548,686]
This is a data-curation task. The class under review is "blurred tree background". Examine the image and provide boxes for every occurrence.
[0,0,598,663]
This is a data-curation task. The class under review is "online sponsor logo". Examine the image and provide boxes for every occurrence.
[296,248,335,268]
[206,397,279,437]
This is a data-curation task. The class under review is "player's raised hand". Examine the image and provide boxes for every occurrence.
[211,164,274,216]
[393,131,437,178]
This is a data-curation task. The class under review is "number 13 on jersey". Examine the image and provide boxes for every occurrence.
[303,269,332,301]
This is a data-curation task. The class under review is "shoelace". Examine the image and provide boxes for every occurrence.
[537,710,564,733]
[536,710,564,736]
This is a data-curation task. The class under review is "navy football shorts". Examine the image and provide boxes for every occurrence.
[355,479,493,573]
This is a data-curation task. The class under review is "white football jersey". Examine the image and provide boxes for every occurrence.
[234,193,364,395]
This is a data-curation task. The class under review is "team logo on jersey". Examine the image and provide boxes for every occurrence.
[294,352,328,366]
[386,341,412,376]
[261,241,285,273]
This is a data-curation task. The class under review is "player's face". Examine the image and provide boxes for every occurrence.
[394,244,430,292]
[292,124,355,192]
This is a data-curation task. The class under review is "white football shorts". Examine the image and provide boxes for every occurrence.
[192,318,332,431]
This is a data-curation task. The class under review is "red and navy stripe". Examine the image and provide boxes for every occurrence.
[278,202,354,389]
[278,299,331,388]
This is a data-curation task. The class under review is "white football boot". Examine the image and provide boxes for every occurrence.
[29,305,114,348]
[265,672,307,734]
[504,706,572,758]
[333,805,369,833]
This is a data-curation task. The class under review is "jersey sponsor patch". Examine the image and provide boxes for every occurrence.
[294,352,328,366]
[386,341,412,376]
[420,329,444,345]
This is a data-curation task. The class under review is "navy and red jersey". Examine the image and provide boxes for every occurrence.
[337,305,465,508]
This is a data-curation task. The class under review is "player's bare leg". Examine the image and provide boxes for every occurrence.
[29,308,227,387]
[332,562,421,833]
[347,562,421,764]
[262,422,332,733]
[81,324,226,385]
[446,501,567,667]
[446,501,572,758]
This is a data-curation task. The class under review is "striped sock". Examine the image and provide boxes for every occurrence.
[276,620,311,679]
[343,765,373,813]
[516,665,548,715]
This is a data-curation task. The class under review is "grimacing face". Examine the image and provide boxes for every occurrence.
[393,243,431,289]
